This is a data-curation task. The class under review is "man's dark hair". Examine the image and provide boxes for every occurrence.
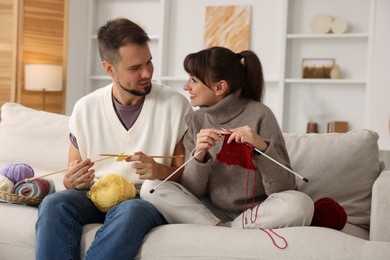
[97,18,150,65]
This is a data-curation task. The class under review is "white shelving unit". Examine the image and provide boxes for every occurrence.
[84,0,286,103]
[84,0,376,134]
[279,0,376,133]
[85,0,168,93]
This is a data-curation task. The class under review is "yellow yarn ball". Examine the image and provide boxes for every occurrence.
[87,173,136,212]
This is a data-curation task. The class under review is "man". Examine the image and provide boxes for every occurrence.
[36,18,192,259]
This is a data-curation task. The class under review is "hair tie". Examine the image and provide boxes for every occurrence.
[236,53,245,65]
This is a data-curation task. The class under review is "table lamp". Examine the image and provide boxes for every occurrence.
[24,64,63,110]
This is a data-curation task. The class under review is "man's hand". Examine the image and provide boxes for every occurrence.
[64,159,95,190]
[126,152,160,180]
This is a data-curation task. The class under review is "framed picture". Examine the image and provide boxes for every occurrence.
[302,58,335,79]
[204,5,251,52]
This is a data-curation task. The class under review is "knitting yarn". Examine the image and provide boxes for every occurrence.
[311,197,347,230]
[0,175,14,193]
[87,173,136,213]
[217,134,256,170]
[14,178,55,199]
[0,163,34,184]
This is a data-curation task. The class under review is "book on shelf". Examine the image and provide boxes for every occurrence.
[327,121,349,133]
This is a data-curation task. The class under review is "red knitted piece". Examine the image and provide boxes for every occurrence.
[216,134,256,170]
[311,197,347,230]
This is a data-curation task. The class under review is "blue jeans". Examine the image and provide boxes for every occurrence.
[36,189,166,260]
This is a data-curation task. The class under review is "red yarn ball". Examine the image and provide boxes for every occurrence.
[311,197,347,231]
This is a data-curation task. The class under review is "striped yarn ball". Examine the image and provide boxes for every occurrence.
[14,178,55,199]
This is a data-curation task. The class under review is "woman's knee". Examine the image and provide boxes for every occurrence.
[279,190,314,225]
[140,180,161,200]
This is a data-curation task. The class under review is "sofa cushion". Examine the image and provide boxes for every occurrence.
[0,103,70,179]
[284,129,380,229]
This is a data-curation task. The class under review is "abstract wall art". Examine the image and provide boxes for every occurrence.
[204,5,251,52]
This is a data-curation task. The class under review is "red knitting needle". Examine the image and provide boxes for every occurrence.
[221,128,308,183]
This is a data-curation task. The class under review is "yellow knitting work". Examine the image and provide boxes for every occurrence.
[87,174,136,212]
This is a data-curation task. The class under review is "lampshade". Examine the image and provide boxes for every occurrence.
[25,64,63,91]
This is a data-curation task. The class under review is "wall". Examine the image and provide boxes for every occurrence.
[18,0,67,114]
[367,0,390,149]
[65,0,88,115]
[65,0,390,149]
[0,0,68,114]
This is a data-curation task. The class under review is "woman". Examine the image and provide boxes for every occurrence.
[141,46,313,229]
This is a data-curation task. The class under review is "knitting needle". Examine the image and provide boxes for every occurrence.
[99,153,184,159]
[150,149,205,193]
[23,155,116,183]
[221,128,309,183]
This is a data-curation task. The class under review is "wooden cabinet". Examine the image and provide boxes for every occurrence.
[0,0,68,114]
[0,0,18,107]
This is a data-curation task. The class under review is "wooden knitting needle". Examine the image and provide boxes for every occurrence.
[221,128,309,183]
[99,153,184,159]
[23,155,116,183]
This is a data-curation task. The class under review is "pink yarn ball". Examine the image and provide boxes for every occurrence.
[0,163,34,184]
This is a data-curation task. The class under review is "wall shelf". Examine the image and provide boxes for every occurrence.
[84,0,376,135]
[284,79,367,84]
[279,0,376,133]
[91,34,159,40]
[286,33,369,39]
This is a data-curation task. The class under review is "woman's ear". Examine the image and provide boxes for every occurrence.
[215,80,228,97]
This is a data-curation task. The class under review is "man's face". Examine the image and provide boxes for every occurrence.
[111,43,154,97]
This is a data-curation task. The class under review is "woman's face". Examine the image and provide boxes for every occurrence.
[183,75,219,107]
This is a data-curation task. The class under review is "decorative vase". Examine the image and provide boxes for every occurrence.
[330,65,341,79]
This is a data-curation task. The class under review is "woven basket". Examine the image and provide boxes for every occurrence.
[0,190,42,206]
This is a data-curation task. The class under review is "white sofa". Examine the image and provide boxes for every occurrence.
[0,102,389,260]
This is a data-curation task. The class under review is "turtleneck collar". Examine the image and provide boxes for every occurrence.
[200,90,247,124]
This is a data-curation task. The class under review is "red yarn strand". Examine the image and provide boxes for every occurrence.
[259,228,288,249]
[216,133,288,249]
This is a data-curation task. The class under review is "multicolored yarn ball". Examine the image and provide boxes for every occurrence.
[87,173,136,213]
[14,178,55,199]
[0,163,34,184]
[311,197,347,231]
[0,175,14,193]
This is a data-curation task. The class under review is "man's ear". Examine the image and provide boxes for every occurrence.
[102,61,115,78]
[215,80,228,97]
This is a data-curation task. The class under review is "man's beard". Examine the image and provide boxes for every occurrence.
[119,83,152,96]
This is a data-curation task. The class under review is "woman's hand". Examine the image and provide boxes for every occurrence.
[64,159,95,190]
[225,125,268,152]
[194,128,223,161]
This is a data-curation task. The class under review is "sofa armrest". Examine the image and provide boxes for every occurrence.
[370,170,390,242]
